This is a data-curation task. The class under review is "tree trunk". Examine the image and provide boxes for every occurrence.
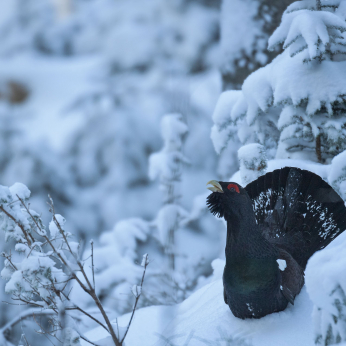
[316,0,321,10]
[316,134,322,163]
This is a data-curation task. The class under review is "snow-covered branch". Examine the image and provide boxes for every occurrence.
[149,114,189,270]
[269,2,346,61]
[0,184,149,346]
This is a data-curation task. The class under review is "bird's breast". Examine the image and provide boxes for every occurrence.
[223,257,278,295]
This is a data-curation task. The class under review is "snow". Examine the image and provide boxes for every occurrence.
[328,150,346,200]
[140,254,149,267]
[0,55,100,151]
[221,0,262,74]
[0,186,12,203]
[100,218,150,260]
[82,260,315,346]
[2,1,346,346]
[49,214,66,238]
[212,49,346,158]
[149,113,189,183]
[61,327,81,346]
[211,90,242,154]
[277,259,287,271]
[161,114,188,150]
[248,52,346,116]
[9,183,31,200]
[306,233,346,344]
[230,158,330,187]
[306,235,346,315]
[269,10,346,60]
[155,204,189,246]
[238,143,267,185]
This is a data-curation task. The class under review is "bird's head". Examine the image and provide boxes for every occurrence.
[206,180,252,220]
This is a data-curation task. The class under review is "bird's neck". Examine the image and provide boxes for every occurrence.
[224,206,270,262]
[226,212,257,245]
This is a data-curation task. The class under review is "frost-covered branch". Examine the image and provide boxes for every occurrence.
[0,183,149,346]
[268,3,346,61]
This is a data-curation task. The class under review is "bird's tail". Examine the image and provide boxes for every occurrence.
[245,167,346,268]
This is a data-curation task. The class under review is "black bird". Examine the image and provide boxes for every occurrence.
[207,167,346,319]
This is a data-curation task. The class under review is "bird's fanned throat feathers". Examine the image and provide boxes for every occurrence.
[207,167,346,319]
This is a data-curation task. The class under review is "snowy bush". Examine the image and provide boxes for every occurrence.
[328,150,346,201]
[0,183,149,346]
[213,0,346,166]
[306,235,346,345]
[69,218,151,315]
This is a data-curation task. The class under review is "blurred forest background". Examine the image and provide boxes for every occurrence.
[0,0,297,345]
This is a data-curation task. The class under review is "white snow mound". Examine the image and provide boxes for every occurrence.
[82,259,314,346]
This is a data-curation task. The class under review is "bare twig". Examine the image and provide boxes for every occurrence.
[46,196,122,345]
[63,303,109,333]
[32,313,63,344]
[0,308,54,336]
[79,334,102,346]
[120,254,149,343]
[91,240,95,289]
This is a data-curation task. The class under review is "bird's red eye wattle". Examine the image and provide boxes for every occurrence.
[227,184,240,193]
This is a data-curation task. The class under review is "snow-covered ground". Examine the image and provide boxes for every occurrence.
[82,259,314,346]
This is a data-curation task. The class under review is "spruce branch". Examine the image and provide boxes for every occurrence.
[91,240,95,289]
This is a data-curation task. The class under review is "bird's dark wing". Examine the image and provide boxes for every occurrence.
[277,248,304,305]
[245,167,346,268]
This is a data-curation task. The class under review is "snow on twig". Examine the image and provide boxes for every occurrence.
[0,184,150,346]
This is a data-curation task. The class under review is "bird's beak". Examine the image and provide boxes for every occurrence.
[206,180,224,193]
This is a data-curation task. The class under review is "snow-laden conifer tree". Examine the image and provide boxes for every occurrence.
[213,0,346,167]
[149,113,190,270]
[212,1,346,344]
[268,0,346,163]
